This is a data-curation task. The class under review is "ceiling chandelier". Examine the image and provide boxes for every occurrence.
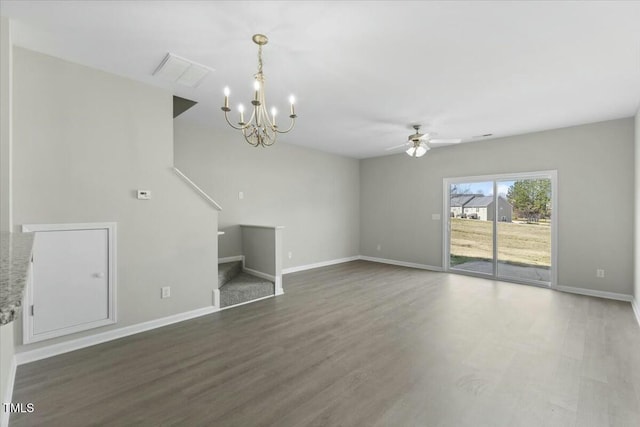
[221,34,297,147]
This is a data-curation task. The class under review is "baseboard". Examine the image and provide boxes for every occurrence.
[212,289,220,311]
[0,356,17,427]
[15,306,218,365]
[359,255,443,272]
[282,256,360,274]
[243,267,276,282]
[632,298,640,328]
[555,285,633,302]
[218,255,244,264]
[219,294,276,311]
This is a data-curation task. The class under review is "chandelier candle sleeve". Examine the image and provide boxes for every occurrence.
[221,34,297,147]
[254,81,260,103]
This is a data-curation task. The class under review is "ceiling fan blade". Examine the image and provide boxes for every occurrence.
[385,143,409,151]
[429,138,462,144]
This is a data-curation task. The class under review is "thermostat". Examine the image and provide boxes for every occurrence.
[137,190,151,200]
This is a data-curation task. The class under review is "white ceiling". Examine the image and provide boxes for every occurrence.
[2,1,640,158]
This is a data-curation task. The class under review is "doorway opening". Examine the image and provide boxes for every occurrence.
[444,171,557,287]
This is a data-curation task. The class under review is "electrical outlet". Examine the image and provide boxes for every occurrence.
[238,191,244,200]
[161,286,171,298]
[596,269,605,278]
[376,244,381,251]
[288,251,292,259]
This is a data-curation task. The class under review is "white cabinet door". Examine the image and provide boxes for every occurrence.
[22,223,116,343]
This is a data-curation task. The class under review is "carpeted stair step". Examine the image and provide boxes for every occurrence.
[218,261,242,287]
[220,272,274,308]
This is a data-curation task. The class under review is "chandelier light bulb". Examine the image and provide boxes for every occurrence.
[238,104,245,123]
[254,81,261,91]
[223,87,230,109]
[289,95,296,116]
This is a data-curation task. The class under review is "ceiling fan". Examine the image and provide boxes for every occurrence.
[386,125,462,158]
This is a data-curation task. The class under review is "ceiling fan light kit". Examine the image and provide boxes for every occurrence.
[389,124,462,158]
[221,34,297,147]
[406,144,429,158]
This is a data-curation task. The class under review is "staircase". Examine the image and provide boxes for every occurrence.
[218,261,275,308]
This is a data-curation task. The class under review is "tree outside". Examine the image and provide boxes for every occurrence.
[506,179,551,223]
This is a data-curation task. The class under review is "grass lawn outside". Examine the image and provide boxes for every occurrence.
[450,218,551,267]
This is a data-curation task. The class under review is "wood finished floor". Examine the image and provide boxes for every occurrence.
[11,261,640,426]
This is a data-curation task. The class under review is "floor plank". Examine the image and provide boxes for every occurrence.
[10,261,640,426]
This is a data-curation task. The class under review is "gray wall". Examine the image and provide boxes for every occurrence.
[0,18,14,415]
[635,108,640,301]
[174,118,360,269]
[1,17,12,232]
[12,48,219,351]
[0,324,13,421]
[241,226,278,276]
[361,118,634,295]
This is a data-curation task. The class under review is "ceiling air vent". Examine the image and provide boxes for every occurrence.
[153,53,214,88]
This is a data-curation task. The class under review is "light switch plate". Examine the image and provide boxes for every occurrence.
[432,213,441,220]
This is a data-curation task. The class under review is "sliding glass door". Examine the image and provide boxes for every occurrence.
[445,172,556,287]
[496,178,552,283]
[449,181,494,276]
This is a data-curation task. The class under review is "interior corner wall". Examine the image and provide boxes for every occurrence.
[0,17,15,416]
[1,16,12,232]
[173,117,360,269]
[360,118,634,296]
[11,47,218,352]
[635,107,640,301]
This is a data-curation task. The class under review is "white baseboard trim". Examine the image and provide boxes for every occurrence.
[632,298,640,328]
[282,256,360,274]
[15,306,218,366]
[555,285,633,302]
[218,255,244,264]
[219,294,276,311]
[1,356,17,427]
[213,289,221,310]
[243,267,276,282]
[359,255,443,272]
